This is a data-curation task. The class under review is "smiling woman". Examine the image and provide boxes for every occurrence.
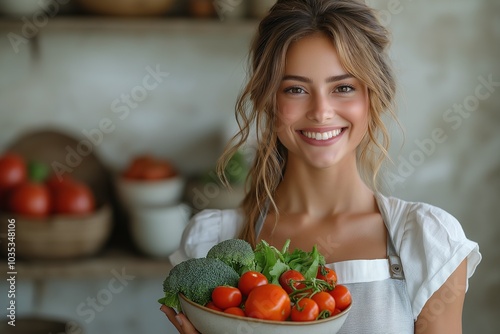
[161,1,481,334]
[276,34,370,170]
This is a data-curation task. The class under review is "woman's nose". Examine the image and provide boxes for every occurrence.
[306,93,335,123]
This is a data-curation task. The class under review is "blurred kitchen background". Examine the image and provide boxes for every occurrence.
[0,0,498,333]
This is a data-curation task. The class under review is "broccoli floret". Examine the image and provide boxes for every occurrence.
[159,257,239,310]
[206,238,255,275]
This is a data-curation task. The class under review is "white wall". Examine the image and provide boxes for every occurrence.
[1,0,499,333]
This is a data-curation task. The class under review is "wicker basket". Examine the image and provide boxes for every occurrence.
[0,128,113,260]
[0,205,112,260]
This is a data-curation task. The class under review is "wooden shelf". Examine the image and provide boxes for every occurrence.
[0,16,258,34]
[0,247,173,281]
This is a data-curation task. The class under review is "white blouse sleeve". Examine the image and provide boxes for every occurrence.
[393,201,481,320]
[168,208,244,266]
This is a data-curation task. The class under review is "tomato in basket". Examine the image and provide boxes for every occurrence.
[0,152,26,190]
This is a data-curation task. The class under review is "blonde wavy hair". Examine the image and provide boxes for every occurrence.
[217,0,397,247]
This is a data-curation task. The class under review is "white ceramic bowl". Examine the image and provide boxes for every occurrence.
[115,175,186,209]
[179,293,351,334]
[129,203,191,257]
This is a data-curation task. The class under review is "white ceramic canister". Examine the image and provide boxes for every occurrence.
[129,203,191,258]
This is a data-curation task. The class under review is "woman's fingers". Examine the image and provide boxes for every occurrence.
[160,305,183,333]
[160,305,200,334]
[176,313,200,333]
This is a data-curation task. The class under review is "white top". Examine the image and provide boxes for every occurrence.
[169,194,481,321]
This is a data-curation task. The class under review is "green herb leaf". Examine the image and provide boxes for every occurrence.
[253,239,326,284]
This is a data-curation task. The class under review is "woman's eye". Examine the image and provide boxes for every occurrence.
[335,85,354,93]
[285,87,306,94]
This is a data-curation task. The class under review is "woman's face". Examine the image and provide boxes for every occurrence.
[276,33,369,170]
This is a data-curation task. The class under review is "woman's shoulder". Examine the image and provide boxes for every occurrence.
[376,193,478,266]
[168,207,244,266]
[376,193,468,243]
[376,193,481,320]
[377,193,458,227]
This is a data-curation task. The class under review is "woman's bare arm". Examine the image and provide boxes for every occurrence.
[415,259,468,334]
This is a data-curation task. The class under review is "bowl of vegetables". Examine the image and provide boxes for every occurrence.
[179,293,351,334]
[159,239,352,334]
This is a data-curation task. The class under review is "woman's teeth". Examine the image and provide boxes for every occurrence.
[301,129,342,140]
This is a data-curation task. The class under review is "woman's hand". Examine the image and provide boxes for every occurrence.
[160,305,200,334]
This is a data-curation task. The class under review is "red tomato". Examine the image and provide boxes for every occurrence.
[290,297,319,322]
[223,307,246,317]
[328,284,352,311]
[123,155,176,180]
[46,174,74,190]
[211,286,242,310]
[311,291,336,316]
[245,284,291,321]
[238,271,268,296]
[0,153,26,190]
[332,308,341,316]
[9,182,50,217]
[141,160,175,180]
[123,155,153,179]
[205,301,222,312]
[316,266,337,287]
[279,269,306,294]
[51,180,95,214]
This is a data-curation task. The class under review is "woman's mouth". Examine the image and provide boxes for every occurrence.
[300,128,345,141]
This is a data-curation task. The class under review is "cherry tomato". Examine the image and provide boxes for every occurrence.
[245,284,291,321]
[290,297,319,322]
[211,286,242,310]
[9,182,50,217]
[328,284,352,311]
[238,271,268,296]
[223,307,246,317]
[311,291,336,316]
[316,266,337,287]
[0,153,26,190]
[279,269,306,294]
[205,301,222,312]
[332,308,341,316]
[51,180,95,215]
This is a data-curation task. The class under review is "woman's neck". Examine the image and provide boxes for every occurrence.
[275,155,376,218]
